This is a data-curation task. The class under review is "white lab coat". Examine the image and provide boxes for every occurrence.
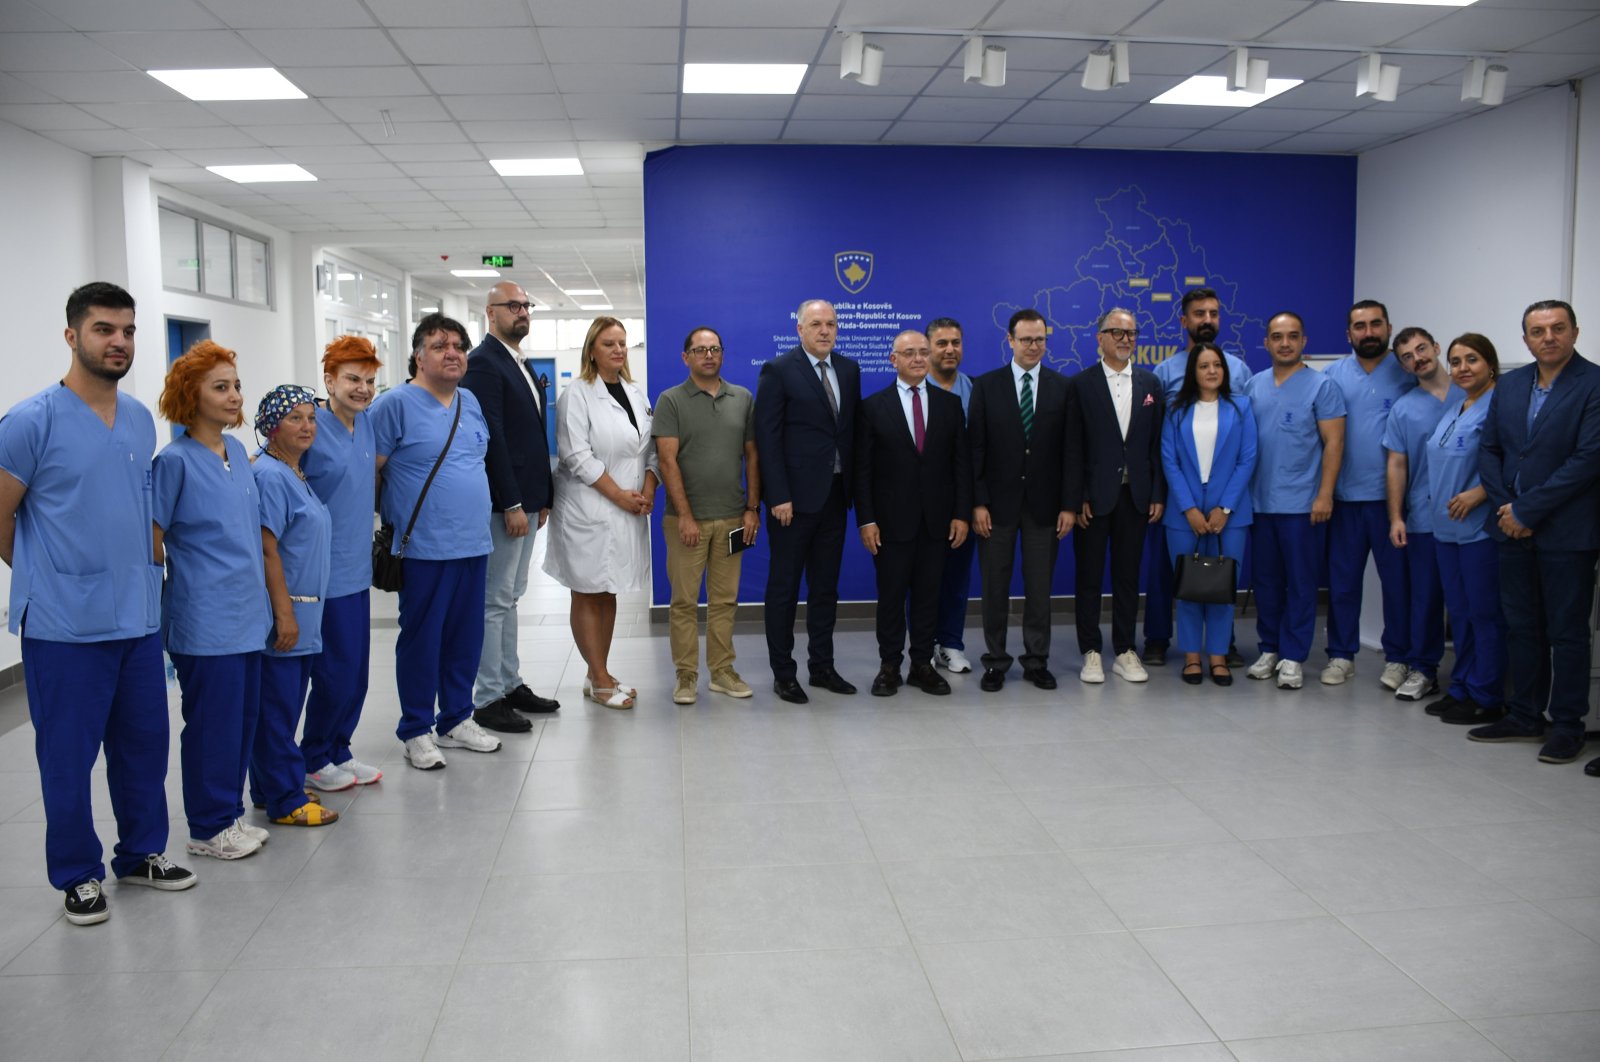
[542,375,658,593]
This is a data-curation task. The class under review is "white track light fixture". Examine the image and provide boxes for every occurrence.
[1082,48,1114,91]
[1111,41,1130,85]
[1461,57,1487,101]
[1481,64,1507,106]
[962,36,1007,87]
[1227,47,1269,94]
[841,32,884,86]
[1356,52,1400,102]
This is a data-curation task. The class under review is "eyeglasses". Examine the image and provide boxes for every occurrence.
[1099,328,1137,341]
[1013,336,1047,347]
[688,345,723,356]
[489,300,533,314]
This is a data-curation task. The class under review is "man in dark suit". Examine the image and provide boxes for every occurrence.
[969,308,1075,692]
[754,299,861,703]
[1471,300,1600,770]
[1068,307,1166,685]
[459,280,559,732]
[855,330,972,697]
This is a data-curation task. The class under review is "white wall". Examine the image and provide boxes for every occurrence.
[1572,74,1600,322]
[1354,85,1579,365]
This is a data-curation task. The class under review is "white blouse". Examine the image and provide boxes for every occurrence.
[1193,399,1220,485]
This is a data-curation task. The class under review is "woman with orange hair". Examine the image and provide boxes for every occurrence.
[153,340,272,861]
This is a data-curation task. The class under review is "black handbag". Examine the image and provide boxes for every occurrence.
[1174,534,1236,605]
[372,395,462,592]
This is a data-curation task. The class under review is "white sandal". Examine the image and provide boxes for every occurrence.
[588,684,634,710]
[584,676,638,700]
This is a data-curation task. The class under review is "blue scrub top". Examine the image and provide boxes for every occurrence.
[255,456,332,657]
[1426,390,1496,545]
[1380,384,1461,535]
[1244,366,1346,514]
[0,386,161,642]
[1154,348,1254,401]
[152,434,271,656]
[1325,353,1416,502]
[369,385,492,560]
[301,404,376,598]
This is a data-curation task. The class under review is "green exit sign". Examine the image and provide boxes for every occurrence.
[482,254,514,268]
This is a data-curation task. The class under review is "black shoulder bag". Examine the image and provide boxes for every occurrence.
[373,395,462,592]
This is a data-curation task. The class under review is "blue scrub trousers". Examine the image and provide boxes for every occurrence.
[1253,513,1322,663]
[251,654,315,819]
[172,651,261,841]
[1143,523,1174,649]
[1326,500,1406,662]
[1167,527,1246,657]
[1436,538,1505,707]
[300,589,370,772]
[934,532,976,652]
[1497,542,1598,736]
[1399,531,1445,677]
[22,633,169,890]
[395,555,487,741]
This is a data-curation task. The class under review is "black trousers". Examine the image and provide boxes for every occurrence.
[1073,483,1150,655]
[978,510,1059,672]
[873,528,946,669]
[764,475,846,682]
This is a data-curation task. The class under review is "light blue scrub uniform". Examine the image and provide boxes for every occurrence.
[0,386,169,891]
[250,455,333,819]
[298,404,376,773]
[153,434,272,841]
[369,385,492,742]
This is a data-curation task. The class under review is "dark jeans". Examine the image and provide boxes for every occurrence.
[1498,542,1598,735]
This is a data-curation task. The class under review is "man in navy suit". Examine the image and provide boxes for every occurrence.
[460,281,558,732]
[754,299,861,703]
[1471,300,1600,770]
[1068,308,1166,685]
[855,330,972,697]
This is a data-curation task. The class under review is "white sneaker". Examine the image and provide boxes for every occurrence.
[1395,670,1438,701]
[1112,650,1149,683]
[1247,652,1281,680]
[1277,660,1304,689]
[186,824,262,860]
[1080,651,1105,684]
[935,645,973,674]
[1379,661,1409,691]
[437,718,502,754]
[336,757,383,785]
[404,734,447,770]
[1320,658,1355,685]
[305,762,358,792]
[234,818,269,845]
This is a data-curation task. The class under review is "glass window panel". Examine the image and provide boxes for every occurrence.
[360,273,384,315]
[380,281,398,320]
[159,208,199,292]
[201,223,233,298]
[526,320,558,349]
[556,318,590,349]
[236,234,269,305]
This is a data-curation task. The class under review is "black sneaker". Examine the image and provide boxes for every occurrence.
[1538,731,1587,765]
[1444,699,1509,727]
[1425,693,1460,717]
[65,879,109,925]
[474,698,533,733]
[120,853,198,891]
[1142,643,1168,667]
[507,684,560,713]
[1467,717,1545,742]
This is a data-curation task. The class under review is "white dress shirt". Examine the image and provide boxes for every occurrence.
[895,378,925,444]
[1101,358,1133,440]
[1193,398,1220,485]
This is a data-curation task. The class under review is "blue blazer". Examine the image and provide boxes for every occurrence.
[1160,395,1258,531]
[1065,363,1166,513]
[753,346,860,513]
[461,334,552,512]
[1480,352,1600,549]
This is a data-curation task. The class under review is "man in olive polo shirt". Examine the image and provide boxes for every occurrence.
[655,326,762,704]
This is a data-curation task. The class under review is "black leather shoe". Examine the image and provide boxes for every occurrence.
[979,668,1006,692]
[1181,663,1203,685]
[474,699,533,733]
[1209,664,1234,687]
[906,662,951,696]
[774,678,809,704]
[507,684,560,713]
[1022,667,1058,690]
[1538,731,1587,764]
[870,666,900,697]
[1142,643,1168,667]
[1425,693,1460,718]
[1444,698,1509,727]
[1585,755,1600,777]
[809,668,857,695]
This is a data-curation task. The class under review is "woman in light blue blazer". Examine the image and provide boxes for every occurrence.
[1161,344,1258,685]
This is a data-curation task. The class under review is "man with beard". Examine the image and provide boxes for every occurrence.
[461,281,559,734]
[1321,300,1416,688]
[1381,327,1459,704]
[925,317,977,675]
[0,282,197,925]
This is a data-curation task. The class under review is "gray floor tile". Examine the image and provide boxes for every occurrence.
[232,876,483,969]
[918,933,1214,1058]
[815,707,973,751]
[1538,895,1600,944]
[532,716,685,761]
[1331,764,1555,829]
[685,799,872,868]
[1471,1010,1600,1062]
[984,1047,1235,1062]
[880,852,1122,945]
[463,870,686,962]
[1126,732,1301,784]
[1248,830,1518,915]
[0,821,48,886]
[1177,772,1399,840]
[853,791,1058,862]
[688,947,959,1062]
[687,862,905,953]
[678,708,829,759]
[516,754,683,810]
[495,805,685,875]
[429,958,689,1062]
[294,811,509,882]
[346,756,532,814]
[1225,1021,1513,1061]
[0,970,219,1062]
[1414,819,1600,901]
[1341,902,1600,1018]
[1100,700,1244,739]
[1020,784,1233,850]
[980,739,1166,790]
[833,745,1011,799]
[1070,841,1326,930]
[1261,728,1451,771]
[0,770,40,821]
[952,703,1119,746]
[0,886,71,969]
[1136,917,1453,1040]
[681,752,846,804]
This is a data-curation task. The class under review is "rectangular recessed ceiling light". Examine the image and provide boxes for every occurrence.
[1151,75,1302,107]
[491,157,584,177]
[564,288,605,296]
[148,67,306,101]
[206,164,316,183]
[683,63,807,94]
[1337,1,1476,6]
[450,269,501,278]
[579,303,614,311]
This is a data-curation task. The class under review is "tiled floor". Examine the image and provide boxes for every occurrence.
[2,570,1599,1061]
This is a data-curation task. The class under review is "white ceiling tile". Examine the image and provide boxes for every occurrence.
[503,174,591,191]
[782,119,891,140]
[0,5,68,31]
[1265,131,1373,153]
[538,27,680,64]
[881,120,996,144]
[1118,103,1243,128]
[1211,107,1339,133]
[918,68,1067,100]
[322,96,451,124]
[459,120,574,141]
[1513,13,1600,54]
[1491,52,1600,85]
[1009,99,1140,125]
[563,93,677,119]
[87,30,268,68]
[1125,0,1313,40]
[982,124,1099,146]
[418,64,559,95]
[292,162,406,180]
[1074,126,1195,148]
[550,63,680,94]
[396,161,496,178]
[414,176,509,190]
[683,27,827,63]
[1385,84,1481,114]
[172,146,289,165]
[134,126,263,149]
[827,34,960,67]
[577,157,644,175]
[441,95,570,122]
[679,95,795,119]
[1171,129,1295,151]
[1109,42,1229,78]
[0,32,129,71]
[238,28,407,66]
[1391,7,1594,51]
[0,102,108,130]
[314,177,426,192]
[527,0,683,27]
[1038,73,1183,103]
[78,101,225,128]
[346,189,437,201]
[1259,4,1445,47]
[201,100,343,125]
[587,172,646,187]
[984,38,1097,72]
[362,0,531,27]
[44,0,224,31]
[804,65,941,95]
[280,66,430,98]
[358,122,470,145]
[899,95,1027,123]
[121,149,190,167]
[1309,107,1456,135]
[980,0,1150,36]
[289,144,388,163]
[0,71,56,103]
[790,94,914,120]
[390,28,546,65]
[688,0,839,28]
[195,0,376,29]
[571,117,679,139]
[244,124,367,147]
[840,0,1001,29]
[13,69,183,103]
[678,118,788,139]
[1260,80,1372,110]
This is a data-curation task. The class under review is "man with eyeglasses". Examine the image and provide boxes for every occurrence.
[460,281,559,734]
[1067,308,1166,685]
[654,327,761,704]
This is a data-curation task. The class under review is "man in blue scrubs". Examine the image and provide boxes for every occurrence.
[1381,327,1458,703]
[1322,300,1415,688]
[0,282,196,926]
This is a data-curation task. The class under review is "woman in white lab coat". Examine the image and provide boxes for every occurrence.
[543,316,659,708]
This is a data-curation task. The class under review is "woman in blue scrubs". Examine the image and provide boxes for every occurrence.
[1426,333,1506,726]
[299,337,383,792]
[250,386,337,827]
[154,341,273,860]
